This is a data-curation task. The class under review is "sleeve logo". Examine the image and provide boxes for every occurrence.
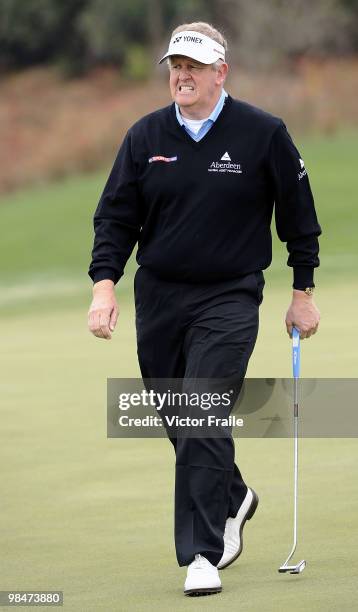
[298,158,307,180]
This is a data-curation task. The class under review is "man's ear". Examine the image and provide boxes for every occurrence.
[217,62,229,84]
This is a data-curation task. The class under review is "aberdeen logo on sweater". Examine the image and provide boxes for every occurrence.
[208,151,242,174]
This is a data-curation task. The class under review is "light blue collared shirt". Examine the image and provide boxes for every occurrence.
[175,89,228,142]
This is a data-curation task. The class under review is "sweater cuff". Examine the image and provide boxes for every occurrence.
[89,268,121,285]
[293,266,315,290]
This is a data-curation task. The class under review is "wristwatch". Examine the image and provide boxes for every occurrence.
[294,287,314,295]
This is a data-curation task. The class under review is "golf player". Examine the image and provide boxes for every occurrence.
[88,22,321,596]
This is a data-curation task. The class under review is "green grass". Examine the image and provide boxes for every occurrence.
[1,132,358,610]
[0,171,107,281]
[0,305,357,611]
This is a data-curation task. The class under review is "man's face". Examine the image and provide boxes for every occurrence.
[169,55,227,116]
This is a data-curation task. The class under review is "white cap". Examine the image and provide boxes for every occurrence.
[159,30,225,65]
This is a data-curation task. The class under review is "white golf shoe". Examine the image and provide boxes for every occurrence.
[184,554,222,596]
[217,487,259,570]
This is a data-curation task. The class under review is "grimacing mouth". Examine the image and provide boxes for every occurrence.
[178,85,195,92]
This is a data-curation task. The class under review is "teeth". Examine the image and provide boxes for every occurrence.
[179,86,194,92]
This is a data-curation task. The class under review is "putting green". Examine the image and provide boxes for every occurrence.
[1,286,357,611]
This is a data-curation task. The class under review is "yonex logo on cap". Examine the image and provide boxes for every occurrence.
[184,35,203,44]
[173,35,203,45]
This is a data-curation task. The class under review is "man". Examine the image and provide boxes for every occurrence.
[88,22,321,597]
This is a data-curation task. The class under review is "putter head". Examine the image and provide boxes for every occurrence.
[278,560,306,574]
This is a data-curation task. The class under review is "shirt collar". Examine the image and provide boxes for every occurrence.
[175,89,228,126]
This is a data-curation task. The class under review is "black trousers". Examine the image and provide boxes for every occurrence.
[134,266,264,567]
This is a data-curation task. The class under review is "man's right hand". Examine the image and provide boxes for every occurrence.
[88,279,119,340]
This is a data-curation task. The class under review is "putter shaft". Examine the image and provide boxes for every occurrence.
[281,385,298,568]
[278,330,306,574]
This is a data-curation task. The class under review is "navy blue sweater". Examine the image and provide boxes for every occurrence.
[89,95,321,287]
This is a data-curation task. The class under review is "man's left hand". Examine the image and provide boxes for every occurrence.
[285,289,320,339]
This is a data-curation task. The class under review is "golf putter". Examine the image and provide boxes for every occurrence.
[278,327,306,575]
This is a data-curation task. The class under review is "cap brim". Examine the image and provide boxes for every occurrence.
[158,50,214,65]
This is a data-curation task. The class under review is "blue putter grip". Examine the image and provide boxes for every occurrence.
[292,327,300,378]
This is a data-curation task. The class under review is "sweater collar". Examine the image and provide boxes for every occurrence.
[175,88,228,127]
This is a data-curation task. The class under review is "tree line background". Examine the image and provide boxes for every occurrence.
[1,0,358,77]
[1,0,357,193]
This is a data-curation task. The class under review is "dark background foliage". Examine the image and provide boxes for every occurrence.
[1,0,357,76]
